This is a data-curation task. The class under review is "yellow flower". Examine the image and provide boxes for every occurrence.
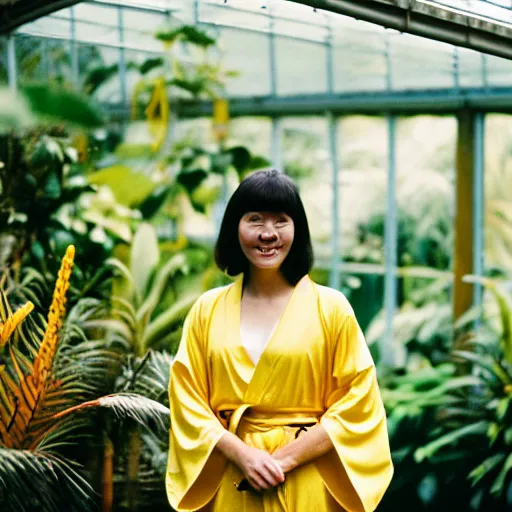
[33,245,75,383]
[0,301,34,348]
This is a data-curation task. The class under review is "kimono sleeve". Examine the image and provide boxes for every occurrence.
[165,296,228,511]
[317,309,393,512]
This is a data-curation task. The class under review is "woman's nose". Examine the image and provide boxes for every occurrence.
[260,224,277,240]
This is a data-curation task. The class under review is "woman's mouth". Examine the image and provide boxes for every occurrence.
[256,246,281,256]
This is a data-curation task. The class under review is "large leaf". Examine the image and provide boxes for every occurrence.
[142,295,198,351]
[464,275,512,365]
[0,448,93,512]
[414,421,488,463]
[88,165,157,207]
[131,223,159,302]
[50,393,169,431]
[22,84,103,128]
[155,26,215,48]
[136,252,188,323]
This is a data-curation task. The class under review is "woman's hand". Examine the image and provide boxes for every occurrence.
[215,432,285,492]
[233,444,285,492]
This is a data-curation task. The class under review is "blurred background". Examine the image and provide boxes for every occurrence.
[1,0,512,510]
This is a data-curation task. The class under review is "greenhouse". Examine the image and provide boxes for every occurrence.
[1,0,512,511]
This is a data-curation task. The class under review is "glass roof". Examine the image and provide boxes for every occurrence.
[427,1,512,26]
[12,0,512,101]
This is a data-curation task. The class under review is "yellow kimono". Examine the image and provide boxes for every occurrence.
[166,275,393,512]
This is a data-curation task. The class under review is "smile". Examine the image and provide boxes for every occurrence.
[257,246,281,254]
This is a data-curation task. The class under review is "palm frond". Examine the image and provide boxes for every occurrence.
[0,447,94,512]
[50,392,170,431]
[0,246,75,449]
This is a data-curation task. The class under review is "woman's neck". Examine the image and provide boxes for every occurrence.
[244,268,293,298]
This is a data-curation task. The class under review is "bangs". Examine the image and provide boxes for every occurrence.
[235,171,300,219]
[215,169,314,283]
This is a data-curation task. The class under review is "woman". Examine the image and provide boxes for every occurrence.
[166,170,393,512]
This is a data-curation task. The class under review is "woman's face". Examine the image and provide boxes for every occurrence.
[238,211,295,271]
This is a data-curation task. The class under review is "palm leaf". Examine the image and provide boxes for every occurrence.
[0,246,75,449]
[414,421,489,463]
[49,393,170,431]
[142,294,197,351]
[0,447,93,512]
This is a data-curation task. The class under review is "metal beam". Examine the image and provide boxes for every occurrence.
[172,88,512,118]
[327,111,341,290]
[383,114,398,368]
[291,0,512,60]
[472,112,485,311]
[271,117,283,172]
[453,109,475,328]
[7,34,16,91]
[0,0,81,35]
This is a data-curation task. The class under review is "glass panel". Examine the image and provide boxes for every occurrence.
[459,47,485,88]
[16,35,73,86]
[72,4,121,47]
[426,0,512,26]
[332,30,387,93]
[281,117,331,260]
[123,49,162,105]
[229,116,272,159]
[275,38,327,95]
[486,55,512,87]
[396,116,456,271]
[20,14,71,39]
[123,9,168,52]
[176,117,214,147]
[391,34,454,90]
[484,114,512,275]
[339,116,387,265]
[219,28,271,97]
[79,44,121,103]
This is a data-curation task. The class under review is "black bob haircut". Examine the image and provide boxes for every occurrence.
[214,169,314,285]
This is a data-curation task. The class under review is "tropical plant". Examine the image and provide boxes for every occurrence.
[411,277,512,511]
[381,276,512,511]
[81,222,211,511]
[0,245,169,512]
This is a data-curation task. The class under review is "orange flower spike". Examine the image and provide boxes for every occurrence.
[0,301,35,348]
[33,245,75,383]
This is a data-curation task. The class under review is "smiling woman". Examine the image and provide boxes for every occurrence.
[166,169,393,512]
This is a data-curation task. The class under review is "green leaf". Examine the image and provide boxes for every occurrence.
[131,223,160,302]
[177,168,208,194]
[139,57,164,75]
[155,26,215,48]
[227,146,251,174]
[0,448,94,511]
[88,165,156,207]
[114,143,155,159]
[136,252,188,323]
[83,63,119,95]
[452,350,512,384]
[138,185,170,219]
[42,171,62,199]
[180,26,216,47]
[414,421,488,462]
[464,276,512,365]
[491,452,512,496]
[22,84,104,128]
[469,453,506,486]
[143,295,198,351]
